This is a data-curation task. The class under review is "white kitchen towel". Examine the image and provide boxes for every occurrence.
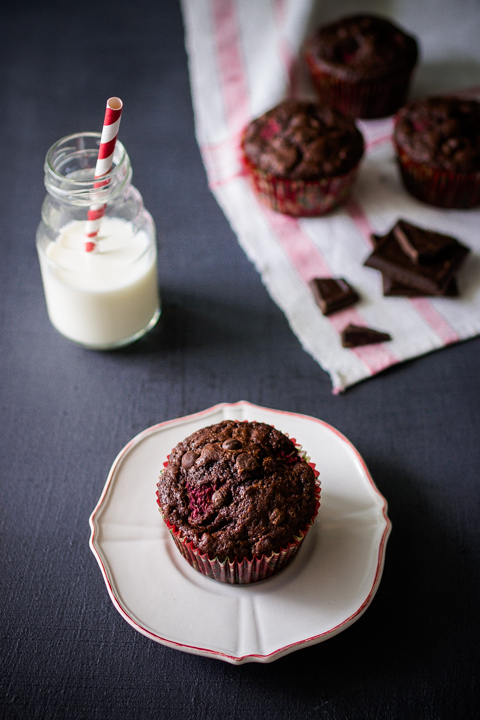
[180,0,480,392]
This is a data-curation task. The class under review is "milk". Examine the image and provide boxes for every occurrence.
[38,217,160,349]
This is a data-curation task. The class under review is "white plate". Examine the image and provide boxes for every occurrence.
[89,401,391,664]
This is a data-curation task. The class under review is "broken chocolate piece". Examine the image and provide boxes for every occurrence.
[341,323,392,348]
[309,277,360,315]
[365,228,469,295]
[382,273,459,297]
[370,233,384,249]
[393,219,458,264]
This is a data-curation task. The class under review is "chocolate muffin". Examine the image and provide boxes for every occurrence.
[305,14,419,118]
[393,96,480,208]
[241,100,364,216]
[156,420,320,583]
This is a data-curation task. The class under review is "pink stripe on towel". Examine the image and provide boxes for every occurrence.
[211,0,250,135]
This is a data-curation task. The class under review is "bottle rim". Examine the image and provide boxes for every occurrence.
[44,132,131,204]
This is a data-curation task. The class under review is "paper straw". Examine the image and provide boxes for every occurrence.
[84,97,123,252]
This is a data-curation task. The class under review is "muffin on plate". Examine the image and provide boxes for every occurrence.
[241,99,364,216]
[393,95,480,208]
[304,14,419,119]
[156,420,320,584]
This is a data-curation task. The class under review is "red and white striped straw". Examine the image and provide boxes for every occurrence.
[84,97,123,252]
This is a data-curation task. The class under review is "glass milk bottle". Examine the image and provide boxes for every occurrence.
[36,132,160,349]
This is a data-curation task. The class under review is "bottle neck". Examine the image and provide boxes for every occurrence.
[44,132,132,207]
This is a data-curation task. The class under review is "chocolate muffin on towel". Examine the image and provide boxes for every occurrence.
[394,96,480,208]
[241,99,364,216]
[305,14,418,118]
[156,420,320,584]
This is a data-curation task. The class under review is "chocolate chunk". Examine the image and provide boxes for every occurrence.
[181,451,198,470]
[266,136,299,175]
[364,228,469,295]
[235,453,259,473]
[269,508,285,526]
[393,219,458,264]
[211,486,232,510]
[370,233,384,248]
[222,438,242,451]
[198,443,222,465]
[382,273,459,297]
[341,323,391,347]
[309,277,360,315]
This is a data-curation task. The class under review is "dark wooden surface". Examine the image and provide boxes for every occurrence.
[1,2,479,718]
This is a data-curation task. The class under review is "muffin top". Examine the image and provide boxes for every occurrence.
[157,420,318,562]
[394,96,480,172]
[242,100,364,179]
[306,14,418,81]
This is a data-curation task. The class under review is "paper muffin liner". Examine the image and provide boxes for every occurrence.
[242,152,359,217]
[305,47,414,119]
[157,440,321,584]
[394,141,480,208]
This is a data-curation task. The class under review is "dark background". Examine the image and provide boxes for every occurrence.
[1,1,479,718]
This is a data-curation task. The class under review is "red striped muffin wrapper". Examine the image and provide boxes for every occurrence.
[242,153,359,217]
[394,142,480,209]
[305,48,414,120]
[157,441,321,584]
